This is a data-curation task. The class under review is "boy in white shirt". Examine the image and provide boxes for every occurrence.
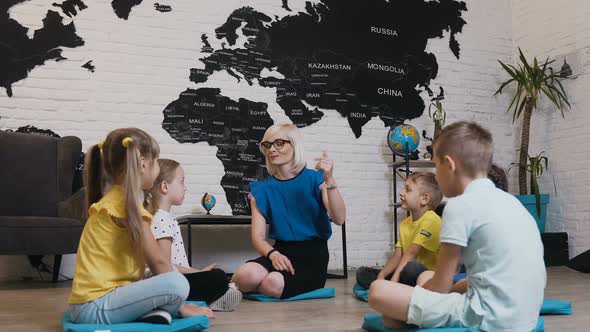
[369,121,545,331]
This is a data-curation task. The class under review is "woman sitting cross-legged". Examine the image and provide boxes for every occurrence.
[232,123,346,299]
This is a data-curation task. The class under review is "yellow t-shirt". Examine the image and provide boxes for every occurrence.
[68,185,152,304]
[395,210,442,270]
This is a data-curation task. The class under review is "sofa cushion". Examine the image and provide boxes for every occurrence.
[0,216,84,254]
[0,131,81,217]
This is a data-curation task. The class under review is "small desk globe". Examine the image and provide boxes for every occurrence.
[201,193,216,215]
[388,124,420,156]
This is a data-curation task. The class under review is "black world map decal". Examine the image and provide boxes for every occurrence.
[0,0,155,97]
[0,0,467,215]
[163,0,467,214]
[0,0,85,97]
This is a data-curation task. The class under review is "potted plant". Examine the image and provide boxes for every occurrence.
[429,87,446,141]
[495,48,570,232]
[508,152,554,232]
[422,87,446,160]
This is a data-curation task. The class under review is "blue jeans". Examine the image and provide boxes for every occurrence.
[69,271,189,324]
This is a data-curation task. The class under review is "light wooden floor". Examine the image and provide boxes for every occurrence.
[0,267,588,331]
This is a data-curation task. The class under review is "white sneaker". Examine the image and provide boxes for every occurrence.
[136,309,172,324]
[209,287,242,312]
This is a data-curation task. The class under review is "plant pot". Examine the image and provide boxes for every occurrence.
[515,194,549,233]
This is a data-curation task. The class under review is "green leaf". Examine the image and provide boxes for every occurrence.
[554,79,571,107]
[512,92,523,122]
[540,86,559,106]
[518,48,532,72]
[498,61,519,80]
[540,57,550,74]
[507,162,519,173]
[532,178,542,218]
[544,57,556,67]
[494,78,515,95]
[506,87,521,115]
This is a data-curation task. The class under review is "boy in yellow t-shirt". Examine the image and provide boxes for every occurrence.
[356,172,443,288]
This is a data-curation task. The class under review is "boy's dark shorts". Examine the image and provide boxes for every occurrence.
[356,261,428,289]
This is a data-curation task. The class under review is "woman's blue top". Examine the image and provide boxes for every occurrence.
[250,168,332,241]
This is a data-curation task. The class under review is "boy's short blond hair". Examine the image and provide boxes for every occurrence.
[407,172,443,210]
[434,121,493,177]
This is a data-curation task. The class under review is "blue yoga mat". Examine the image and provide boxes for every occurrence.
[353,283,369,302]
[450,272,575,315]
[453,273,467,283]
[353,283,572,316]
[61,301,209,332]
[541,298,572,315]
[362,313,545,332]
[244,287,335,302]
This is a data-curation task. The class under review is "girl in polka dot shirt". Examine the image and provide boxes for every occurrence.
[147,159,242,311]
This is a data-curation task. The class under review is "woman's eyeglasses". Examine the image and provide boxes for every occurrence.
[260,139,291,150]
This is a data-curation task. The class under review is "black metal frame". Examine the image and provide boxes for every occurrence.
[392,143,411,245]
[177,215,348,279]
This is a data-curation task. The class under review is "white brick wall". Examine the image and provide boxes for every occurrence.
[511,0,590,257]
[0,0,517,280]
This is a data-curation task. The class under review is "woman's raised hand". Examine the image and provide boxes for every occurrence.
[314,151,334,181]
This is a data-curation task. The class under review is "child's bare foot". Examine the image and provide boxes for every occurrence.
[451,278,468,294]
[179,303,215,319]
[382,316,408,328]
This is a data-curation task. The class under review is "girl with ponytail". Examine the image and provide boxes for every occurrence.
[68,128,213,325]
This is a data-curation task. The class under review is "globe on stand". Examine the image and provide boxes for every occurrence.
[387,124,420,156]
[201,192,216,215]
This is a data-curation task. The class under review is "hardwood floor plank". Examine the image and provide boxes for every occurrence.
[0,267,587,331]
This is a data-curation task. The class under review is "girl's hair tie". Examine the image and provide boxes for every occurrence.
[122,137,133,148]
